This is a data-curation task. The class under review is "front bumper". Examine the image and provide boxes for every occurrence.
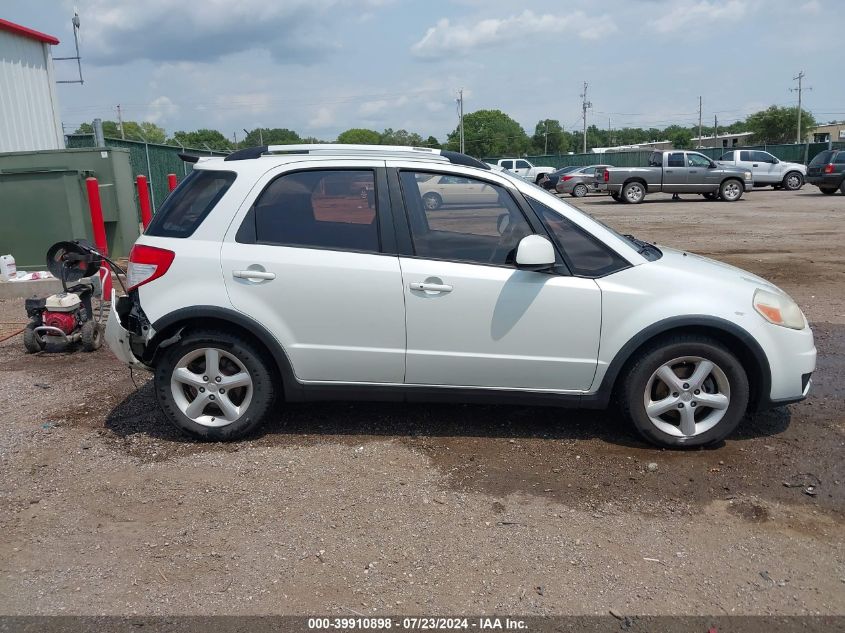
[104,289,149,369]
[753,320,816,409]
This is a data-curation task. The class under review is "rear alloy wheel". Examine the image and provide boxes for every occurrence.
[155,329,275,440]
[719,179,744,202]
[423,192,442,210]
[820,187,837,195]
[622,181,646,204]
[621,336,749,448]
[782,171,803,191]
[571,183,589,198]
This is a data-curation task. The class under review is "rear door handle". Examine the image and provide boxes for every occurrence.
[233,269,276,281]
[410,282,453,293]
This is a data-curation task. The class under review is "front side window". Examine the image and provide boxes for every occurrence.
[146,170,236,238]
[721,151,735,161]
[515,160,531,169]
[753,151,775,163]
[667,153,685,167]
[399,171,533,266]
[687,153,712,167]
[249,170,379,252]
[527,198,629,277]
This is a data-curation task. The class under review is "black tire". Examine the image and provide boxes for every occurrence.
[422,192,442,210]
[23,322,45,354]
[702,192,717,200]
[820,187,837,195]
[782,171,803,191]
[840,180,845,195]
[535,173,548,184]
[154,329,276,440]
[610,191,622,202]
[571,183,589,198]
[80,320,102,352]
[621,180,646,204]
[620,335,749,448]
[719,178,744,202]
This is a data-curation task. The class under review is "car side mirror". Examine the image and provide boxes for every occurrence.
[515,235,555,271]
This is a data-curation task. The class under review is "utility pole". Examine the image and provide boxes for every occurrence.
[698,96,703,148]
[233,131,238,149]
[457,88,465,154]
[790,71,811,144]
[116,104,125,139]
[608,117,612,147]
[544,120,549,155]
[714,114,718,139]
[580,82,592,154]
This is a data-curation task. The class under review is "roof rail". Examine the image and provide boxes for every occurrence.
[223,143,490,170]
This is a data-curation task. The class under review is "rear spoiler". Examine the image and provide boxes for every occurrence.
[178,153,200,163]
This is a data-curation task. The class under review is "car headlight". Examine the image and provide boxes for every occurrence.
[753,289,805,329]
[744,171,753,180]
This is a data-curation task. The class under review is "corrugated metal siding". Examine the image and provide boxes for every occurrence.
[0,31,64,152]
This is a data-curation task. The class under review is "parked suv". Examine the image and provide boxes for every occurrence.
[106,144,815,448]
[806,148,845,195]
[717,150,806,190]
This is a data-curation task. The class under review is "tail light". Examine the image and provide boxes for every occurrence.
[126,244,175,291]
[824,164,834,174]
[603,170,610,182]
[562,175,574,181]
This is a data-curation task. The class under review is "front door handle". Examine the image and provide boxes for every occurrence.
[410,282,453,293]
[752,163,759,167]
[233,269,276,281]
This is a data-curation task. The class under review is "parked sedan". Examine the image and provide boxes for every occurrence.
[806,149,845,195]
[417,173,499,209]
[540,166,581,190]
[556,164,613,197]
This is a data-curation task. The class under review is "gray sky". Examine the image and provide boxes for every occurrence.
[4,0,843,141]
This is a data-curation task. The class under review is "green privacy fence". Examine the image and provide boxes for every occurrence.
[65,134,228,212]
[486,142,845,170]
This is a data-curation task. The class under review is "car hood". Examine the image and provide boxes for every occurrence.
[653,245,782,293]
[781,161,807,172]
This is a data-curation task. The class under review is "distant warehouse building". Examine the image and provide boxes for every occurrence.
[0,18,64,152]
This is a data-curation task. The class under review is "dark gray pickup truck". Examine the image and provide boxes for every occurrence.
[596,150,754,204]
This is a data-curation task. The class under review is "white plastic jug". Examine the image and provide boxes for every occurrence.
[0,255,16,281]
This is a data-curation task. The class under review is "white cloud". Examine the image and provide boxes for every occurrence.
[144,96,178,124]
[358,95,409,117]
[411,10,616,58]
[309,106,335,128]
[652,1,753,33]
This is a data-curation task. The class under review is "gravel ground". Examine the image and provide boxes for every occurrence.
[0,188,843,616]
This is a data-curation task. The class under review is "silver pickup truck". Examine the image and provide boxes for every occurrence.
[596,150,753,204]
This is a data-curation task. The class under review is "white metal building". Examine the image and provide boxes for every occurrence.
[0,18,64,152]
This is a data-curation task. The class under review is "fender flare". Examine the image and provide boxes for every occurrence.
[582,315,772,410]
[147,305,304,400]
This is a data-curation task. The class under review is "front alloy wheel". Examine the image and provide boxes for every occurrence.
[644,356,730,438]
[621,336,749,448]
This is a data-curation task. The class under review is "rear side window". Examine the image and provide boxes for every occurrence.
[146,170,236,238]
[527,198,629,277]
[667,153,685,167]
[247,170,379,253]
[809,151,833,166]
[500,160,513,169]
[739,151,753,161]
[834,152,845,164]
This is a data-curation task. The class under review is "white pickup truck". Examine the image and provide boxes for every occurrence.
[716,149,806,190]
[496,158,555,183]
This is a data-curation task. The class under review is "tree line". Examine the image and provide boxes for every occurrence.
[73,105,820,157]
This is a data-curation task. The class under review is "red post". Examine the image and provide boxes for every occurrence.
[85,177,112,298]
[136,175,152,229]
[167,173,178,192]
